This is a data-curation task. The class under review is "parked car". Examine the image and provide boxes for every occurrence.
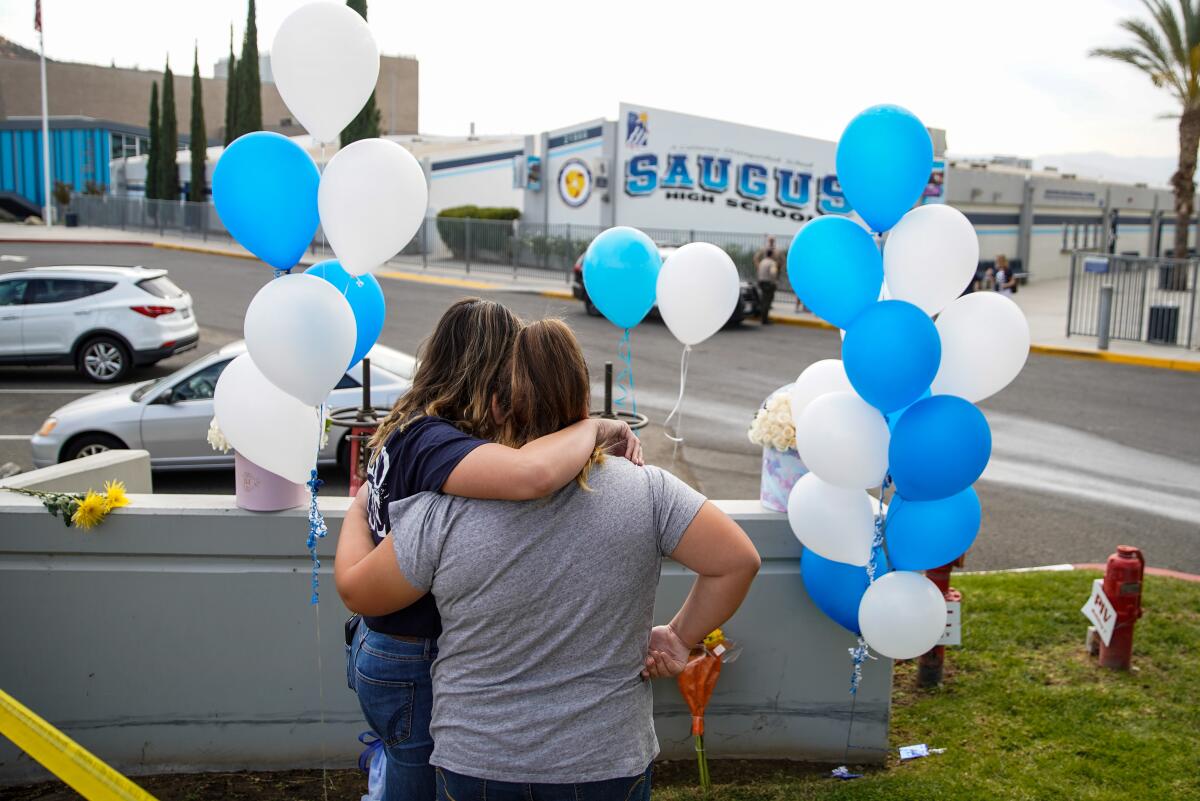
[572,245,762,326]
[31,341,414,471]
[0,265,199,383]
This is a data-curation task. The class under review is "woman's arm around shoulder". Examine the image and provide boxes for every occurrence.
[442,418,643,501]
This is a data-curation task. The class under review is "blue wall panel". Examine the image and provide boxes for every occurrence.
[0,125,118,209]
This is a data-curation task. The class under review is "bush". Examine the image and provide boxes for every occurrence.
[435,206,521,262]
[52,181,73,208]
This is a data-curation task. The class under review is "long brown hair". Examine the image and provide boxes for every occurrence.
[369,298,522,454]
[499,318,603,488]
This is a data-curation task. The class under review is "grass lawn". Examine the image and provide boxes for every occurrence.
[3,571,1196,801]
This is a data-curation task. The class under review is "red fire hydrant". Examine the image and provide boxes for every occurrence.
[1098,545,1144,670]
[917,554,964,688]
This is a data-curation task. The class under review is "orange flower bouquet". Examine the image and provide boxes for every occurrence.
[676,629,740,791]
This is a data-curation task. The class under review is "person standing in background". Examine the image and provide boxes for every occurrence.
[995,255,1017,296]
[755,247,779,324]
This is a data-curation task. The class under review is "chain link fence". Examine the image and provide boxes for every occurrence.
[1066,251,1199,348]
[70,194,796,288]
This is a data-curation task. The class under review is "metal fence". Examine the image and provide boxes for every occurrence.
[1066,251,1199,348]
[70,194,793,286]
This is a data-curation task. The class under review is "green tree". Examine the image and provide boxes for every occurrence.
[159,59,180,201]
[1092,0,1200,260]
[223,26,238,146]
[189,45,207,202]
[146,81,160,199]
[339,0,381,146]
[234,0,262,138]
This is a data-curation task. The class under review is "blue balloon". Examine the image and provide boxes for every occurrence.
[890,396,992,501]
[835,105,934,234]
[886,487,981,571]
[843,300,941,412]
[886,388,931,431]
[801,545,890,635]
[213,132,320,270]
[786,216,883,329]
[305,260,386,369]
[582,227,661,329]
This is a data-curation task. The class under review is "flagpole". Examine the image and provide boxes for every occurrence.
[37,3,52,226]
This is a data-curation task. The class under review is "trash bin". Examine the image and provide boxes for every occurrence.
[1147,305,1180,344]
[64,212,78,228]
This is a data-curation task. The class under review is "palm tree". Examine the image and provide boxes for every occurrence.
[1092,0,1200,262]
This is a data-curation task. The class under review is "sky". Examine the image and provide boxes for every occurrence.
[0,0,1182,161]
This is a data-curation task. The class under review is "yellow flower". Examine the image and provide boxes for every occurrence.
[102,480,130,510]
[703,629,725,649]
[70,491,109,530]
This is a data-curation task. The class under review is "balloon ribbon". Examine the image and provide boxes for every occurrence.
[305,406,328,604]
[614,328,637,419]
[664,344,692,446]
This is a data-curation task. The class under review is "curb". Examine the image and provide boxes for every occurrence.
[152,241,258,261]
[957,563,1200,583]
[539,289,574,301]
[1028,343,1200,373]
[376,270,500,291]
[0,237,152,247]
[768,313,837,330]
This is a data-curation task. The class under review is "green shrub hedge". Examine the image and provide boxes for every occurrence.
[435,206,521,260]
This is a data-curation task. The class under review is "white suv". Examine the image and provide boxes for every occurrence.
[0,265,199,383]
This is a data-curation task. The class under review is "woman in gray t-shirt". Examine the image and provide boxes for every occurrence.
[337,319,760,799]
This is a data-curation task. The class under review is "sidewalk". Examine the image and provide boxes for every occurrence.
[4,223,1198,371]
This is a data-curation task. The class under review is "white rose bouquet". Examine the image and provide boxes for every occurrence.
[747,391,796,452]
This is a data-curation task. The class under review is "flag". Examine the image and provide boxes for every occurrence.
[34,0,42,32]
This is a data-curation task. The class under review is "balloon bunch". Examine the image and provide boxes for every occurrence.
[209,2,429,601]
[582,230,740,443]
[785,105,1030,664]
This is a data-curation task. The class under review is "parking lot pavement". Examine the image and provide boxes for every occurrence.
[2,241,1198,572]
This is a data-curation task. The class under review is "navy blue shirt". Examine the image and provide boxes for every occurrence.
[363,415,486,637]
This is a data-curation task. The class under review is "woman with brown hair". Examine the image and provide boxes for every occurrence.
[337,318,760,800]
[335,299,641,801]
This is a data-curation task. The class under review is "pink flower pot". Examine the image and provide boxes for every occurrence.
[234,452,307,512]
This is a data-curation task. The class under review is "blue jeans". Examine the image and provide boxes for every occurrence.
[435,765,652,801]
[348,623,438,801]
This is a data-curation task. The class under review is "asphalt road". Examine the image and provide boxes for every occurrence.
[2,241,1198,573]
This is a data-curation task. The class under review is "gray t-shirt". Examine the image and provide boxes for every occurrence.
[389,458,706,784]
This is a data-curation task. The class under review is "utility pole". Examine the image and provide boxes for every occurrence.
[36,0,52,225]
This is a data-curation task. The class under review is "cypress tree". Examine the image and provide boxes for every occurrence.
[235,0,262,136]
[146,82,160,199]
[223,26,238,146]
[189,45,207,202]
[339,0,381,146]
[159,59,180,201]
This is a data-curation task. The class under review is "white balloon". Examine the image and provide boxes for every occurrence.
[789,360,854,432]
[786,472,875,566]
[214,354,322,484]
[858,571,948,659]
[319,138,429,276]
[884,205,979,316]
[271,2,380,144]
[656,243,740,345]
[243,273,356,406]
[795,391,890,489]
[931,291,1030,402]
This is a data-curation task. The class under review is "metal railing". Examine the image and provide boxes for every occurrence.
[70,194,794,286]
[1066,251,1199,348]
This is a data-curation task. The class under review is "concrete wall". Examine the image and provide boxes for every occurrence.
[1,55,418,142]
[0,449,151,494]
[0,496,891,783]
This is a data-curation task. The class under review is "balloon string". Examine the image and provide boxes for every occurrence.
[319,142,327,258]
[305,404,328,605]
[614,328,637,419]
[663,344,691,445]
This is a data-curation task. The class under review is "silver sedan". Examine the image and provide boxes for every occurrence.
[31,340,413,471]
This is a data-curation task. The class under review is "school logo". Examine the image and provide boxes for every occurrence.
[557,158,593,207]
[626,110,649,147]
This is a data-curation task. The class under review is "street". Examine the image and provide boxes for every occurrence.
[2,241,1198,572]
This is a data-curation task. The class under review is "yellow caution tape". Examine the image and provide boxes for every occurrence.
[0,689,159,801]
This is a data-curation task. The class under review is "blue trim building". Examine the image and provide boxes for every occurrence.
[0,116,188,216]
